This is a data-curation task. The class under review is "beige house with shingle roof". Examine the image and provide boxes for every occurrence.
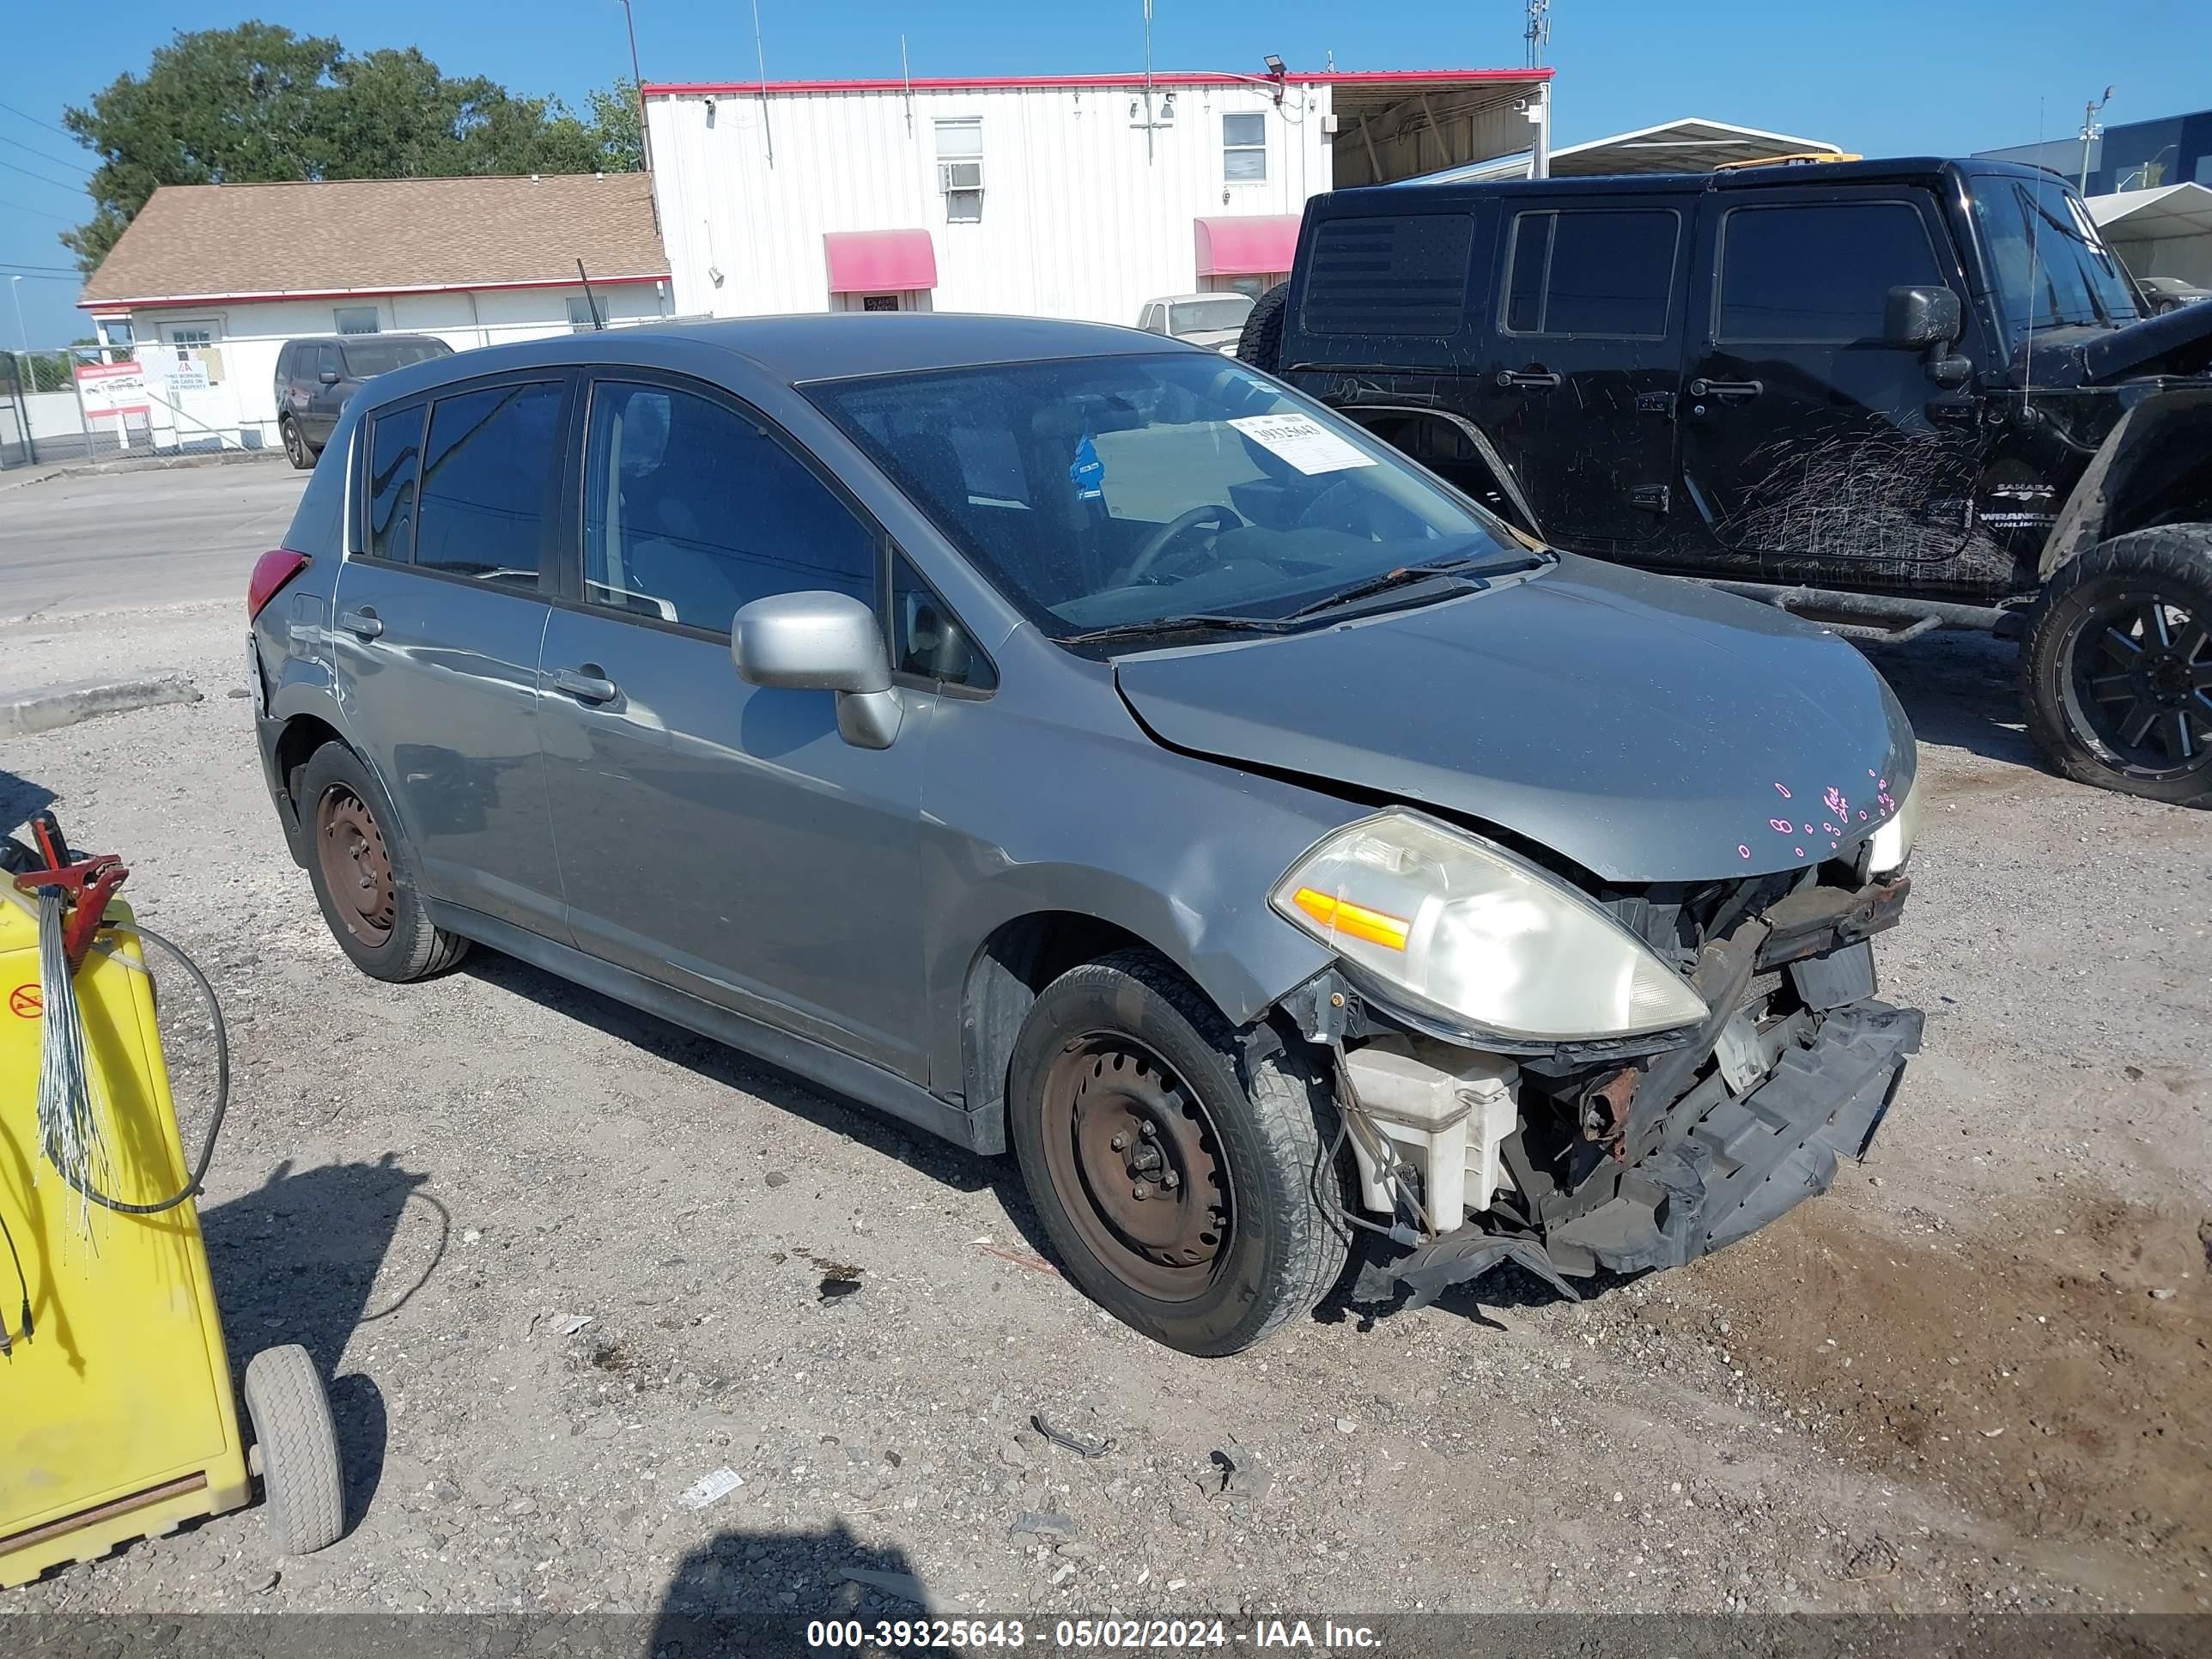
[79,172,670,448]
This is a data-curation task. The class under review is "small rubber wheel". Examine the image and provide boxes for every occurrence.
[281,417,313,471]
[241,1345,344,1556]
[296,740,470,981]
[1236,282,1289,374]
[2022,525,2212,807]
[1008,949,1350,1357]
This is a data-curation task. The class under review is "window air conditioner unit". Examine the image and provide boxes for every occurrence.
[938,160,983,192]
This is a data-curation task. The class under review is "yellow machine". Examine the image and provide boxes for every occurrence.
[1,817,339,1588]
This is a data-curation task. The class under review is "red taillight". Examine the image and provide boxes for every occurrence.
[247,549,312,621]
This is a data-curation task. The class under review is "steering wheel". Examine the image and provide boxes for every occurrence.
[1124,505,1236,584]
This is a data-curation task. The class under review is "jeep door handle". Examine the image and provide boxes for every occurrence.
[551,666,619,703]
[1687,377,1763,401]
[337,607,384,641]
[1496,368,1563,390]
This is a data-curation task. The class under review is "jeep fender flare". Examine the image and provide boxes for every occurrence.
[2040,386,2212,580]
[1328,401,1547,541]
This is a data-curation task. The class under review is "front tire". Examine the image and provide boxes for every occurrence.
[296,742,471,981]
[1008,950,1349,1356]
[2022,525,2212,807]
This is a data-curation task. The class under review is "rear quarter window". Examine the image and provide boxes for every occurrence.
[1297,213,1476,343]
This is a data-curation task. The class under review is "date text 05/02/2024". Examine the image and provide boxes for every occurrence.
[805,1617,1385,1650]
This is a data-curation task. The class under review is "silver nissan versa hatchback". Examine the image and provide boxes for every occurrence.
[247,316,1924,1356]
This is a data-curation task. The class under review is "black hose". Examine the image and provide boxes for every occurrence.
[53,920,231,1217]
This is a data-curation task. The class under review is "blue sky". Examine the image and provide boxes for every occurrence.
[3,0,2205,344]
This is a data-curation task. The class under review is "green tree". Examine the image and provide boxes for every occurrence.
[61,22,646,274]
[62,22,342,270]
[586,80,645,173]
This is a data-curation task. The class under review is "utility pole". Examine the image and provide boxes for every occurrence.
[616,0,652,173]
[2080,85,2112,194]
[9,276,26,353]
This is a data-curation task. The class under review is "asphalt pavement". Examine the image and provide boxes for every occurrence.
[0,459,309,622]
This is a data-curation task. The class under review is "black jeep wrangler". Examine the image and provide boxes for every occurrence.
[1238,157,2212,806]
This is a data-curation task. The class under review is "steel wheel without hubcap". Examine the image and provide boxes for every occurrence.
[314,785,395,948]
[2063,587,2212,779]
[1039,1036,1232,1303]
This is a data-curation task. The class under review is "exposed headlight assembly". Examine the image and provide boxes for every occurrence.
[1866,774,1921,877]
[1271,810,1710,1044]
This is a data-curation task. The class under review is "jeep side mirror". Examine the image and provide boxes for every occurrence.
[1884,285,1962,349]
[730,590,903,750]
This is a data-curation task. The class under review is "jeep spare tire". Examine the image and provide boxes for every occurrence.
[2023,524,2212,808]
[1237,283,1288,374]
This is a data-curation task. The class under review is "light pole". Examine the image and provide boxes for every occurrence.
[2080,86,2113,194]
[615,0,652,173]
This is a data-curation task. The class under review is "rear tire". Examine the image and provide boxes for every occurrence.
[280,416,313,471]
[296,741,471,981]
[2022,525,2212,807]
[1236,283,1289,374]
[1008,949,1349,1356]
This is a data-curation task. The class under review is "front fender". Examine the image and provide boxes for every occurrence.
[2044,384,2212,577]
[917,688,1352,1097]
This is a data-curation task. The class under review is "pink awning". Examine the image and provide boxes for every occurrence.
[1194,215,1303,277]
[823,229,938,294]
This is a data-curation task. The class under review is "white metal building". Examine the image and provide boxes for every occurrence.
[77,173,671,450]
[642,68,1553,327]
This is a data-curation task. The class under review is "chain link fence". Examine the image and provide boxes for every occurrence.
[0,345,248,470]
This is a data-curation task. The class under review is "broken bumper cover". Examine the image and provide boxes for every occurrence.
[1391,997,1922,1308]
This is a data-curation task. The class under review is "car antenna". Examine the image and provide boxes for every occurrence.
[576,258,607,331]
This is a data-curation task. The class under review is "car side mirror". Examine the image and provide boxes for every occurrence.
[317,369,341,386]
[1883,285,1961,349]
[730,590,903,750]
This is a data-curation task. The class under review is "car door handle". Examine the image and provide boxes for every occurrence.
[552,666,619,703]
[1495,368,1563,390]
[1687,377,1764,400]
[337,607,383,640]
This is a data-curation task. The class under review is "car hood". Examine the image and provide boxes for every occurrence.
[1174,327,1245,349]
[1112,554,1917,884]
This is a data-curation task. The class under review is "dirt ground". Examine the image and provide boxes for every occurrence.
[1,597,2206,1624]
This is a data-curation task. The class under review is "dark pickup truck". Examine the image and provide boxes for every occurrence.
[1239,156,2212,807]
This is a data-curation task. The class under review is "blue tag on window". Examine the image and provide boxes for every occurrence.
[1070,433,1105,501]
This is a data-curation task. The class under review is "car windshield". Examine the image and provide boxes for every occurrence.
[342,339,451,378]
[1970,173,2142,342]
[1168,296,1254,335]
[807,352,1523,641]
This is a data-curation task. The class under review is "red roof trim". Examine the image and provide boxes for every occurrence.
[644,68,1549,97]
[79,271,668,312]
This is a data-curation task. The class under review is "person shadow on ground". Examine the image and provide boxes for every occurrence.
[648,1521,933,1654]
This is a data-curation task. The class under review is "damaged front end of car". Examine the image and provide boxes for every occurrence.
[1267,806,1924,1310]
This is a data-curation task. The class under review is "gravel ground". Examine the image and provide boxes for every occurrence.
[1,597,2206,1624]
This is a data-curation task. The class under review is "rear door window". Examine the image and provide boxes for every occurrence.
[1717,201,1942,343]
[410,381,563,589]
[365,406,427,562]
[581,380,877,635]
[1501,208,1680,337]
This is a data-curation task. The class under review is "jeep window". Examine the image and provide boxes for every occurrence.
[1717,202,1942,343]
[1969,173,2141,341]
[1502,209,1680,338]
[809,353,1516,642]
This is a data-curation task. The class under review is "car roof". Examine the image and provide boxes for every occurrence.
[346,313,1192,404]
[289,332,450,347]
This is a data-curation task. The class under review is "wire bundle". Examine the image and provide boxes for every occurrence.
[33,890,110,1243]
